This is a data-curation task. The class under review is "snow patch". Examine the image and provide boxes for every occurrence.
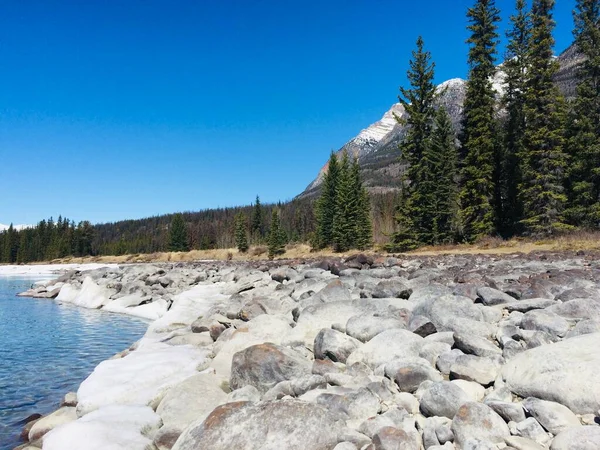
[0,264,116,278]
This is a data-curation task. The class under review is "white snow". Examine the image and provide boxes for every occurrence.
[104,298,169,321]
[437,77,466,92]
[42,405,161,450]
[76,342,213,416]
[0,263,116,278]
[0,223,31,232]
[57,276,115,309]
[353,103,404,145]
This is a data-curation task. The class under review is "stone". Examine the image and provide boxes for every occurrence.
[566,319,600,338]
[450,355,501,386]
[504,436,545,450]
[28,407,77,441]
[550,426,600,450]
[154,372,228,450]
[451,402,510,449]
[485,401,526,423]
[549,298,600,321]
[346,314,407,342]
[420,381,471,419]
[316,388,381,421]
[453,333,502,358]
[230,343,312,394]
[521,397,581,435]
[477,286,516,306]
[61,392,78,407]
[436,349,464,375]
[451,380,485,402]
[520,310,570,339]
[504,299,556,313]
[503,333,600,414]
[308,279,353,304]
[346,328,424,369]
[372,427,420,450]
[509,418,551,446]
[172,400,344,450]
[314,328,362,363]
[385,357,443,393]
[226,385,261,403]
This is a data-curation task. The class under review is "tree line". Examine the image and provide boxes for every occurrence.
[388,0,600,251]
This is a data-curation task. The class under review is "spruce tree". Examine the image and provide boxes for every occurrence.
[268,208,285,258]
[234,213,249,253]
[501,0,531,236]
[332,151,356,252]
[566,0,600,228]
[459,0,501,241]
[520,0,570,235]
[315,152,340,248]
[251,195,263,238]
[351,157,373,250]
[388,36,437,249]
[429,107,459,243]
[169,213,189,252]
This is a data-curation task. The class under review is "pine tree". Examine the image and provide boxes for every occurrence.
[501,0,531,236]
[351,157,373,250]
[429,107,459,244]
[315,152,340,248]
[251,195,263,239]
[234,213,249,253]
[459,0,501,242]
[268,208,285,258]
[566,0,600,228]
[388,36,438,249]
[332,151,356,252]
[520,0,570,235]
[169,213,189,252]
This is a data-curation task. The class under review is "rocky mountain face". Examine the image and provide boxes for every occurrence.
[299,44,581,199]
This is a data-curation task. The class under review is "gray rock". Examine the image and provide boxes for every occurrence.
[522,397,581,435]
[450,355,501,386]
[485,401,526,423]
[346,313,407,342]
[419,341,452,367]
[566,319,600,338]
[316,388,381,421]
[409,316,437,337]
[334,443,358,450]
[420,381,471,419]
[307,279,353,305]
[453,332,502,358]
[504,436,545,450]
[346,328,424,369]
[384,357,443,393]
[437,349,465,375]
[520,310,570,339]
[503,333,600,414]
[172,400,344,450]
[549,297,600,321]
[372,427,420,450]
[477,286,516,306]
[230,343,312,393]
[504,298,556,313]
[451,402,510,449]
[550,426,600,450]
[509,418,551,446]
[314,328,362,363]
[226,385,261,403]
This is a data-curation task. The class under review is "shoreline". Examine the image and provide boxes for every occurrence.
[11,253,600,449]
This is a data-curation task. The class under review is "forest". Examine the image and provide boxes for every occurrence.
[1,0,598,263]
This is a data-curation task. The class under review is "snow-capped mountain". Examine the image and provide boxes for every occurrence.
[298,44,579,198]
[0,223,31,232]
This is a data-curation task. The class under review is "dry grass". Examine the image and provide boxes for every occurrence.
[28,231,600,266]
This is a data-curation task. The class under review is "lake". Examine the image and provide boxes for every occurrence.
[0,276,148,450]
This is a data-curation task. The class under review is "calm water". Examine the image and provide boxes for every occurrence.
[0,277,148,450]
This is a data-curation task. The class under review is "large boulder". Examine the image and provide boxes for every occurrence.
[230,343,312,394]
[521,397,581,436]
[420,381,471,419]
[172,400,344,450]
[503,333,600,414]
[346,329,424,369]
[28,407,77,441]
[314,328,362,363]
[451,402,510,449]
[550,426,600,450]
[154,372,228,450]
[384,357,443,393]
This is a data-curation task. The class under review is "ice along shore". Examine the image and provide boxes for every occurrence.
[13,252,600,450]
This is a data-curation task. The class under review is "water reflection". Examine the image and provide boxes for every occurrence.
[0,277,148,450]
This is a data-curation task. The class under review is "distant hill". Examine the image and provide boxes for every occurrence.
[298,44,583,199]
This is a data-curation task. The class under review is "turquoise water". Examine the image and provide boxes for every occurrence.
[0,276,148,450]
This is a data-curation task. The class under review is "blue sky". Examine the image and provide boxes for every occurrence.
[0,0,577,225]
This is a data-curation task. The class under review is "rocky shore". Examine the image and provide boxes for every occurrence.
[15,252,600,450]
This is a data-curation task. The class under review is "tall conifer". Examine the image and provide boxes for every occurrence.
[520,0,570,235]
[566,0,600,228]
[169,213,189,252]
[501,0,531,235]
[315,152,340,248]
[459,0,501,241]
[268,208,285,258]
[235,213,249,253]
[251,196,263,238]
[351,157,373,250]
[332,151,355,252]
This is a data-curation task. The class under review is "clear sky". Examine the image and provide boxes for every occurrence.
[0,0,577,225]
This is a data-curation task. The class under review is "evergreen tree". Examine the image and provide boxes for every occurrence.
[500,0,531,235]
[268,208,285,258]
[234,213,249,253]
[459,0,501,241]
[388,36,438,248]
[315,152,340,248]
[566,0,600,228]
[351,157,373,250]
[385,186,419,252]
[251,195,263,238]
[332,151,356,252]
[429,107,459,243]
[168,213,189,252]
[520,0,570,235]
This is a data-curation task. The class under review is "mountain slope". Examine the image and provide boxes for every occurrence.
[298,44,580,199]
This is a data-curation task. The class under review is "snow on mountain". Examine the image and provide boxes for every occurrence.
[353,103,405,146]
[0,223,31,232]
